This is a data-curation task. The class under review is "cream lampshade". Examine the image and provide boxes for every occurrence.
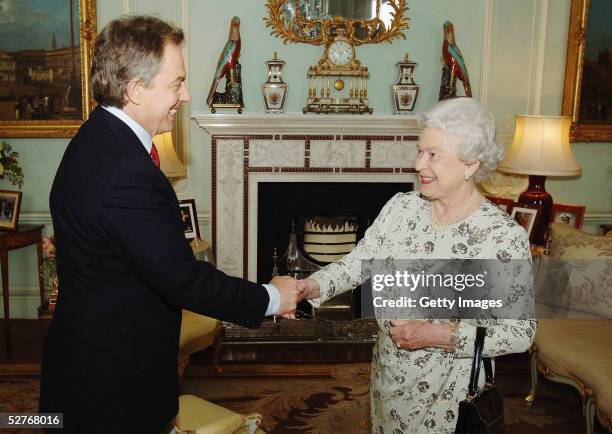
[152,132,187,178]
[498,115,581,244]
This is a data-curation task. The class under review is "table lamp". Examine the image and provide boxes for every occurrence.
[152,132,187,178]
[497,115,581,245]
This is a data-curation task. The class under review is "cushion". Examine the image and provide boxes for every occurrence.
[535,320,612,415]
[176,395,246,434]
[544,223,612,318]
[549,222,612,259]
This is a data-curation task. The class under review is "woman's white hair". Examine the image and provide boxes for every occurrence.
[420,97,504,183]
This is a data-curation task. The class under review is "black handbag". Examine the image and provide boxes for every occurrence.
[455,327,504,434]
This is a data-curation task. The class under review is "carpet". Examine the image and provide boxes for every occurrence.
[182,363,607,434]
[0,364,607,433]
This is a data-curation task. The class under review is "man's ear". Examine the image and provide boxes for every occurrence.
[125,79,143,105]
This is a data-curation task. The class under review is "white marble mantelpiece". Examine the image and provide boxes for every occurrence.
[192,112,420,136]
[193,113,422,280]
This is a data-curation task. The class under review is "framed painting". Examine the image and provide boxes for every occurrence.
[0,0,97,138]
[562,0,612,142]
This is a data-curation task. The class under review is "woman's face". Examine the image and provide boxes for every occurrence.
[415,127,476,201]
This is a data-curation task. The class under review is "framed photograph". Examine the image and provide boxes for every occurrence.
[562,0,612,142]
[179,199,200,240]
[485,196,514,214]
[551,203,586,229]
[0,190,22,230]
[0,0,97,137]
[511,204,541,242]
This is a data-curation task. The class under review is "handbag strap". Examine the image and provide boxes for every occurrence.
[467,327,494,397]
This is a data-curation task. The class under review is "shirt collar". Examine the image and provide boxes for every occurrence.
[102,106,153,153]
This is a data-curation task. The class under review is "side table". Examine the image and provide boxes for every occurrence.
[0,224,46,336]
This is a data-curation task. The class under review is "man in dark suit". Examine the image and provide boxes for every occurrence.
[39,16,301,433]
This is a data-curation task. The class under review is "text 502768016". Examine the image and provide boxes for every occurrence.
[0,413,63,428]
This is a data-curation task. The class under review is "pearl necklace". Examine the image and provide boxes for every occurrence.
[430,189,482,232]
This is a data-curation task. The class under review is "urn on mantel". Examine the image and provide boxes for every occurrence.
[261,52,288,113]
[392,53,420,114]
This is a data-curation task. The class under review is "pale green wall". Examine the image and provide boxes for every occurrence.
[1,0,610,318]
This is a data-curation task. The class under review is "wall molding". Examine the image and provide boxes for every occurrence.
[122,0,136,15]
[16,212,211,226]
[530,0,549,115]
[479,0,494,104]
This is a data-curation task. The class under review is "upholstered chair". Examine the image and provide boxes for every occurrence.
[178,310,223,380]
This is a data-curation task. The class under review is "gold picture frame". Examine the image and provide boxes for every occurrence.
[561,0,612,142]
[0,0,97,138]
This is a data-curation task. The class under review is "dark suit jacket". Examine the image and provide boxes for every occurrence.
[39,107,269,433]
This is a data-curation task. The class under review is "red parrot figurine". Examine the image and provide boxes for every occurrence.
[206,16,242,107]
[440,20,472,100]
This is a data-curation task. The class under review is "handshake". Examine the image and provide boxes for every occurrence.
[269,276,320,318]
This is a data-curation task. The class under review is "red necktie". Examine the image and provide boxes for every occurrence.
[150,143,160,168]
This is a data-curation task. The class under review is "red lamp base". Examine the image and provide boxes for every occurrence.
[517,175,552,245]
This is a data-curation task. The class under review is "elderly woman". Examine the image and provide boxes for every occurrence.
[299,97,536,433]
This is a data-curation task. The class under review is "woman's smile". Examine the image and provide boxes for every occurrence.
[419,175,437,184]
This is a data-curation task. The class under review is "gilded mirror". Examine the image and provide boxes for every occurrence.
[265,0,408,46]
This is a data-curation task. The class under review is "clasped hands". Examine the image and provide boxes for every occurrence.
[268,276,321,319]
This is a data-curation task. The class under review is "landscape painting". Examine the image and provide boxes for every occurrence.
[562,0,612,141]
[0,0,96,137]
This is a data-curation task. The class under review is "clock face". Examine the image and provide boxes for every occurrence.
[328,40,354,66]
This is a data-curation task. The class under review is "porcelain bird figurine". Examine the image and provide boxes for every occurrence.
[206,16,242,106]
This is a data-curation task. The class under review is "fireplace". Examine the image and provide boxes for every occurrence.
[194,113,421,360]
[193,114,421,280]
[257,181,413,284]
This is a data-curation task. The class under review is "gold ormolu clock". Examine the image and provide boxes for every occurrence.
[304,28,373,114]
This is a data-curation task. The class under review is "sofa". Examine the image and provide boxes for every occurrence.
[526,222,612,433]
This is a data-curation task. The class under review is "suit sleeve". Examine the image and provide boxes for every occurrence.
[96,158,268,328]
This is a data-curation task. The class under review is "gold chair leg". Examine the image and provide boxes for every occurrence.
[584,395,596,434]
[525,350,538,407]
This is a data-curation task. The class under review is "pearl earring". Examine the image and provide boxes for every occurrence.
[464,173,470,181]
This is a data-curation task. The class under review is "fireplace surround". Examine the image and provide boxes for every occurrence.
[193,113,422,282]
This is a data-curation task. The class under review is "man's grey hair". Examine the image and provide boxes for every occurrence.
[420,97,504,183]
[91,15,184,108]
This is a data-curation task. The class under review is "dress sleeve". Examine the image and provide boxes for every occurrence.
[308,193,404,308]
[451,224,538,358]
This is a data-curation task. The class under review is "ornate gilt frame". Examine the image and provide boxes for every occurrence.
[264,0,408,46]
[0,0,97,138]
[561,0,612,142]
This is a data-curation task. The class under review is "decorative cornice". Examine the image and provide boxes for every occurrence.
[192,112,421,136]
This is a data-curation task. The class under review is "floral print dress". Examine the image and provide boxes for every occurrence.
[309,192,537,433]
